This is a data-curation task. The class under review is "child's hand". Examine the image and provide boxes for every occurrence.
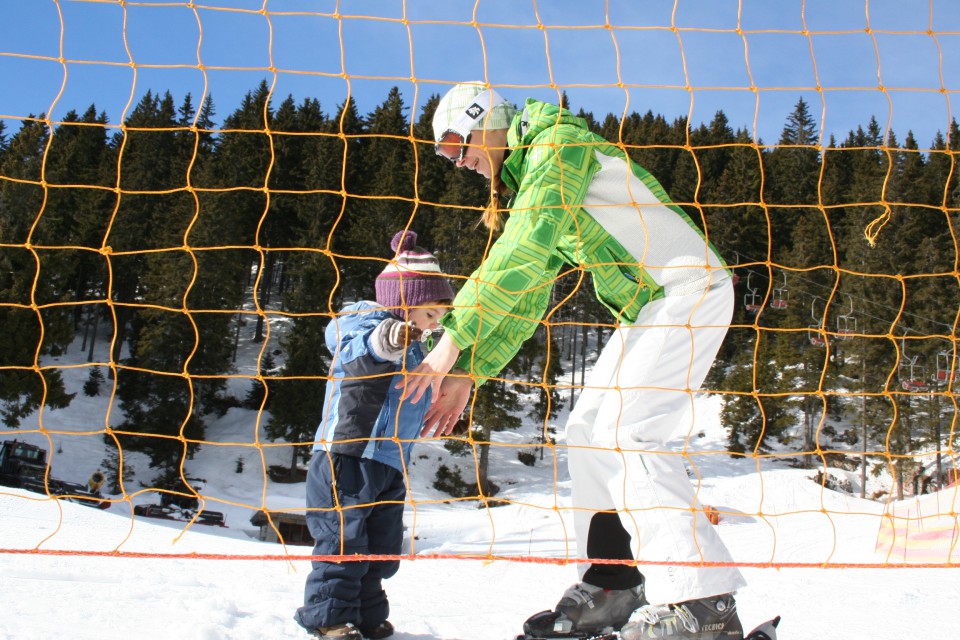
[370,318,423,361]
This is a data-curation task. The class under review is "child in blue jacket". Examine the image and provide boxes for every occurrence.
[294,230,455,640]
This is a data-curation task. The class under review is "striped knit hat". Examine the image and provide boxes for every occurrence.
[375,230,455,314]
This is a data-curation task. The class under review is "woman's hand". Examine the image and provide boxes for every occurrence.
[420,375,473,437]
[397,332,461,404]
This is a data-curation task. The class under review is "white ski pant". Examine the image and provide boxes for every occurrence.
[566,277,746,605]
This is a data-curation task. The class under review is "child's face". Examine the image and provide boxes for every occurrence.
[406,302,450,331]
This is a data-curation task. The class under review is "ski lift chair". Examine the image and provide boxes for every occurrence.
[898,335,930,393]
[728,252,741,287]
[771,272,789,310]
[744,271,762,314]
[899,357,930,393]
[935,349,958,386]
[807,298,826,347]
[836,294,856,340]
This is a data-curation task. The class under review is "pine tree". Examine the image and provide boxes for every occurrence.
[466,378,523,497]
[0,116,74,426]
[100,442,133,494]
[830,118,904,490]
[38,105,116,361]
[176,93,246,417]
[766,97,821,262]
[623,111,683,194]
[83,366,105,397]
[598,112,622,144]
[317,96,368,300]
[110,90,212,469]
[344,87,418,294]
[263,96,338,476]
[523,329,563,456]
[705,127,766,368]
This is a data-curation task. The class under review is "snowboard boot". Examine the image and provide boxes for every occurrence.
[358,620,394,639]
[523,582,646,637]
[309,622,363,639]
[619,593,742,640]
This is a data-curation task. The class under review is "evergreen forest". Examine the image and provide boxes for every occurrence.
[2,81,959,500]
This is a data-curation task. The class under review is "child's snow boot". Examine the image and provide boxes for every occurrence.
[310,622,363,639]
[358,620,394,639]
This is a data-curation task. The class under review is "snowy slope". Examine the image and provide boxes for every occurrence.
[2,328,959,639]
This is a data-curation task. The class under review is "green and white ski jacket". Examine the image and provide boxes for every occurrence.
[441,99,729,383]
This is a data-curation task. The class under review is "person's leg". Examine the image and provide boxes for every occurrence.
[295,453,377,632]
[357,463,406,633]
[521,336,647,636]
[570,280,745,606]
[619,281,744,604]
[566,321,645,591]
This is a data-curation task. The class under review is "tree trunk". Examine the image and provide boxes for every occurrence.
[932,393,943,491]
[289,444,299,480]
[475,423,492,495]
[569,323,578,408]
[232,312,242,363]
[579,322,588,398]
[109,306,133,378]
[859,360,868,499]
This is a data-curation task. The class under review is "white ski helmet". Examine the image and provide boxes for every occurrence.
[432,82,516,158]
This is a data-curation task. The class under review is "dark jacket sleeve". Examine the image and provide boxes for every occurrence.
[324,309,399,457]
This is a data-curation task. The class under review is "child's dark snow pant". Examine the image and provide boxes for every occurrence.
[294,452,406,632]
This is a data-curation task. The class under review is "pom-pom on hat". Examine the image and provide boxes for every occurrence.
[375,230,456,314]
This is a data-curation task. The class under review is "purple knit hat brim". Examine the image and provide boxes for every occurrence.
[375,230,455,312]
[375,273,456,311]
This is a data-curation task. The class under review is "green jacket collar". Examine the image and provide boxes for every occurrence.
[500,98,589,193]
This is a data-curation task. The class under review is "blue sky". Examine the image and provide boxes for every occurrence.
[1,0,958,148]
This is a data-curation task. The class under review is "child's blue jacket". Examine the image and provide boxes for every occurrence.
[312,301,432,472]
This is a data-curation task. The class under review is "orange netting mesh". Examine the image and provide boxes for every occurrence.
[0,0,958,572]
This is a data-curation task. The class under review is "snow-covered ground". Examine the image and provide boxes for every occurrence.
[2,323,958,640]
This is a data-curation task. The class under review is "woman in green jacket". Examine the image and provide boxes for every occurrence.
[403,82,747,640]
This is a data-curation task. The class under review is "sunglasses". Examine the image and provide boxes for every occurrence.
[435,129,473,163]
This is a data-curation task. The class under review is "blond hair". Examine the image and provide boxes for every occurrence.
[482,173,505,231]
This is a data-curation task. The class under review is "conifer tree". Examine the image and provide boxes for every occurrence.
[0,116,75,426]
[598,113,622,144]
[110,90,212,470]
[525,329,564,455]
[831,119,903,487]
[37,105,115,350]
[466,378,523,497]
[574,107,601,134]
[321,96,368,300]
[177,93,244,418]
[83,366,105,397]
[264,97,339,473]
[705,127,766,368]
[411,94,457,254]
[765,97,820,262]
[408,91,489,281]
[722,333,769,454]
[346,87,418,293]
[623,111,682,193]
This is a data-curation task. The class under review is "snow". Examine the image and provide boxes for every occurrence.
[2,326,959,640]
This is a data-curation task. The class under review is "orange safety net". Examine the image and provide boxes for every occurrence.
[0,0,958,573]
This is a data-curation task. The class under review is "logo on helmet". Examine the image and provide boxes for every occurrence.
[465,103,485,119]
